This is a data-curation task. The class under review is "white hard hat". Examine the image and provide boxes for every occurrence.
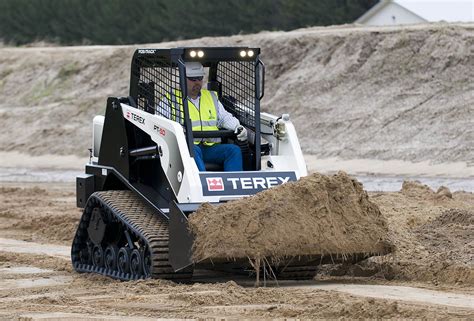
[185,62,204,77]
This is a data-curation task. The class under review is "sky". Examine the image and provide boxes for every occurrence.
[394,0,474,22]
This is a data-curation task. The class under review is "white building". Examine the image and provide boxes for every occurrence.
[356,0,474,26]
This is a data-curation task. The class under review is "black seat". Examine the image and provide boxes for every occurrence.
[207,81,222,98]
[204,163,224,171]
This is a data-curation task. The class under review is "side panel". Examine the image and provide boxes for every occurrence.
[98,98,131,179]
[120,104,204,204]
[84,164,170,221]
[260,112,308,177]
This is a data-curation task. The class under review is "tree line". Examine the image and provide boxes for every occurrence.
[0,0,377,46]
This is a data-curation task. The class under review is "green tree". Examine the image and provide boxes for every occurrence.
[0,0,378,46]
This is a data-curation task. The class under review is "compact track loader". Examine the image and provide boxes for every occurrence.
[71,47,349,281]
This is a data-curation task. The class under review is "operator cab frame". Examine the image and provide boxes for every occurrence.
[129,47,265,171]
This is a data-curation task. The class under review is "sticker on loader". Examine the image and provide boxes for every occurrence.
[206,177,224,191]
[200,172,297,196]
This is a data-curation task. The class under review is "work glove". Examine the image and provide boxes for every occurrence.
[235,125,248,141]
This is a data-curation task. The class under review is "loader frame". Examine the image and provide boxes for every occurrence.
[75,47,310,277]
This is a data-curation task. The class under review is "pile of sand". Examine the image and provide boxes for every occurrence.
[189,172,392,262]
[0,184,80,244]
[0,24,473,165]
[401,180,454,199]
[363,181,474,285]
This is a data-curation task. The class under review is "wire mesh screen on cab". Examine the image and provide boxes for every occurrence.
[132,56,183,124]
[132,56,257,131]
[217,61,256,131]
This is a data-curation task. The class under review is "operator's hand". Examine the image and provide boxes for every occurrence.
[235,125,248,141]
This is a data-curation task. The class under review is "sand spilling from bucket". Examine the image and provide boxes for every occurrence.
[189,172,392,261]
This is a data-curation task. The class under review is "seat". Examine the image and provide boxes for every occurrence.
[204,163,224,171]
[207,81,222,98]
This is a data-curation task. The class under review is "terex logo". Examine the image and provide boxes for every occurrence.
[128,112,145,124]
[206,177,224,191]
[200,172,297,196]
[227,176,290,190]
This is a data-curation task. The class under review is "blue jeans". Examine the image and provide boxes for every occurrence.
[193,144,243,171]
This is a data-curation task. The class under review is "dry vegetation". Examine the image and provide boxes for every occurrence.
[0,23,472,164]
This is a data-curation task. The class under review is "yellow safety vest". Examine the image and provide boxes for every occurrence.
[166,89,220,146]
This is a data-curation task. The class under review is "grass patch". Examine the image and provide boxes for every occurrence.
[0,68,13,78]
[23,63,81,104]
[23,82,55,105]
[57,62,81,80]
[0,69,13,90]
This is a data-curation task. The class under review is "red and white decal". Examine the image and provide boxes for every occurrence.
[206,177,224,191]
[200,172,297,196]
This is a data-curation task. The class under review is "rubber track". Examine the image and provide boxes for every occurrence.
[71,190,193,281]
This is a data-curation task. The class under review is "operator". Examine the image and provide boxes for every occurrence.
[157,62,247,171]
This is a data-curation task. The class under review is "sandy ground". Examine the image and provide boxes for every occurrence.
[0,181,472,319]
[0,21,473,319]
[0,23,473,165]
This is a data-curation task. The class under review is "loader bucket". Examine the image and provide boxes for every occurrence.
[169,201,196,271]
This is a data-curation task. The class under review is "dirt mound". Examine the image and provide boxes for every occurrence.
[0,251,71,273]
[366,186,474,285]
[401,180,454,201]
[12,215,80,243]
[430,208,473,226]
[415,207,473,265]
[400,180,435,198]
[406,207,474,284]
[189,172,392,261]
[435,186,453,199]
[2,182,474,319]
[0,183,79,244]
[0,186,48,196]
[0,23,473,164]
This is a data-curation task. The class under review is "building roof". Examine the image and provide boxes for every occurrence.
[356,0,474,24]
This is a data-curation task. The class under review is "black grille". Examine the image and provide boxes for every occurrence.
[217,61,256,131]
[131,55,258,130]
[131,55,183,124]
[128,48,263,170]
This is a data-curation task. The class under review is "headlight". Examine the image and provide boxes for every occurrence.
[247,50,254,57]
[189,50,197,58]
[240,50,247,57]
[197,50,204,58]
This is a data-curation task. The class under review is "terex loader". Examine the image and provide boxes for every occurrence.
[72,47,315,281]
